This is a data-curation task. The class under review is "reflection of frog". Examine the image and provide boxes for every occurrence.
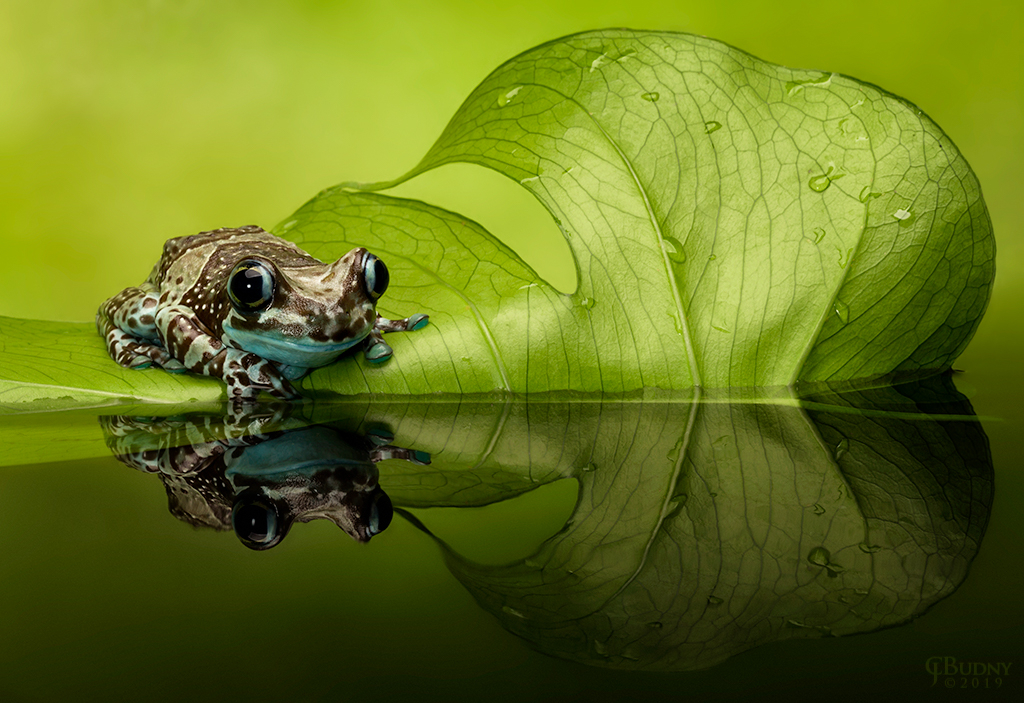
[97,226,429,400]
[101,413,429,549]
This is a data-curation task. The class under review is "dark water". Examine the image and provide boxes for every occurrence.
[0,372,1020,702]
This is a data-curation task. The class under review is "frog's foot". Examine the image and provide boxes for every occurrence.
[363,331,393,364]
[272,362,311,381]
[375,313,429,334]
[363,313,429,364]
[369,445,431,465]
[223,349,302,402]
[225,401,292,436]
[101,323,187,373]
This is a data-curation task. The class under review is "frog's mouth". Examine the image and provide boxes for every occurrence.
[223,328,369,368]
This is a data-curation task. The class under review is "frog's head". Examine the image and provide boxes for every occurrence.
[225,425,397,549]
[230,469,395,550]
[219,246,390,369]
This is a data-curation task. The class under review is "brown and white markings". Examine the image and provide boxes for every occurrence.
[97,226,429,400]
[101,412,430,549]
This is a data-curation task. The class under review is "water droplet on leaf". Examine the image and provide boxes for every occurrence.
[704,120,722,134]
[641,91,660,102]
[813,503,826,516]
[859,543,882,553]
[892,208,915,227]
[662,237,686,262]
[707,595,724,605]
[836,246,853,268]
[808,547,831,567]
[834,438,850,461]
[808,174,831,192]
[620,648,642,662]
[579,297,596,310]
[808,165,844,193]
[833,299,850,323]
[786,73,833,95]
[589,49,635,73]
[496,86,522,107]
[859,186,881,203]
[670,312,685,336]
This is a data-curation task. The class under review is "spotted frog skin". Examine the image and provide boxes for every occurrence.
[100,411,430,549]
[97,226,428,400]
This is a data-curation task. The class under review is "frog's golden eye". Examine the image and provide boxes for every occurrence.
[228,259,275,313]
[363,253,389,299]
[232,491,286,550]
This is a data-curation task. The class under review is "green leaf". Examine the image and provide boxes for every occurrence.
[328,28,993,391]
[0,317,222,411]
[0,29,995,406]
[399,377,991,671]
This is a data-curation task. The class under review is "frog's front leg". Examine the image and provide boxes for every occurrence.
[156,305,300,401]
[97,287,186,372]
[363,313,430,363]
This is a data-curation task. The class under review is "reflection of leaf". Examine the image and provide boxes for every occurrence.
[0,30,994,408]
[370,398,696,508]
[404,377,991,670]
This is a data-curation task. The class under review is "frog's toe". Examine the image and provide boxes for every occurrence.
[365,341,393,363]
[407,313,429,331]
[366,428,395,446]
[274,363,310,381]
[127,356,154,370]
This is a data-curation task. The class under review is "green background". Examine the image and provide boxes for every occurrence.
[1,0,1020,383]
[1,2,1021,701]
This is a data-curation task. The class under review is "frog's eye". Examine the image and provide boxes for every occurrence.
[228,259,275,313]
[367,489,394,537]
[232,492,286,550]
[362,253,389,300]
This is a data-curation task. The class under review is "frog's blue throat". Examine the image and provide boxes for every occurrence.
[224,327,367,368]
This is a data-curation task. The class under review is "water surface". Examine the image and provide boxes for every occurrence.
[0,374,1019,702]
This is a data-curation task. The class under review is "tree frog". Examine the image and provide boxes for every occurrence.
[101,411,430,549]
[97,226,428,400]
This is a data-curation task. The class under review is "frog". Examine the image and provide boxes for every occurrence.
[100,410,430,549]
[96,225,428,400]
